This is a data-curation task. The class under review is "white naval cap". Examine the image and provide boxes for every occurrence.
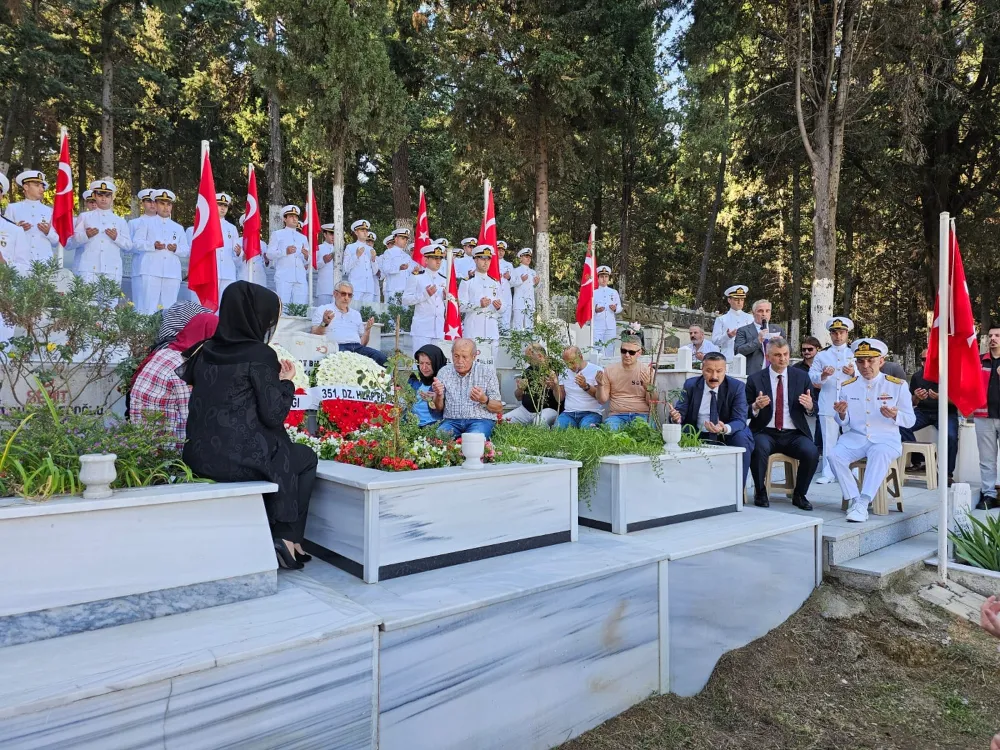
[15,170,48,189]
[473,244,494,258]
[423,243,446,259]
[435,237,450,248]
[596,265,612,275]
[383,235,393,247]
[826,316,854,332]
[82,189,94,200]
[368,231,377,241]
[851,338,887,358]
[137,188,156,201]
[516,247,532,258]
[88,178,117,194]
[350,219,371,232]
[496,240,508,250]
[390,227,411,239]
[0,173,8,195]
[461,236,477,246]
[320,223,335,232]
[215,192,233,205]
[282,204,301,216]
[152,188,177,202]
[724,284,748,299]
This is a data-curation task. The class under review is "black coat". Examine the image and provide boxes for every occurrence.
[745,366,813,437]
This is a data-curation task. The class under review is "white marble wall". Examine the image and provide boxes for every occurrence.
[663,526,817,696]
[377,565,659,750]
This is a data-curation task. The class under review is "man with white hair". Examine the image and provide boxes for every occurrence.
[829,339,915,523]
[133,188,189,313]
[266,205,309,305]
[680,324,720,361]
[592,265,621,357]
[310,280,386,365]
[432,337,503,438]
[72,178,133,295]
[711,284,754,361]
[4,170,59,270]
[734,299,785,372]
[343,219,379,305]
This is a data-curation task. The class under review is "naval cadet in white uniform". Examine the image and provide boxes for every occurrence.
[343,219,379,305]
[711,284,755,361]
[496,240,515,330]
[592,265,622,357]
[72,179,133,303]
[4,170,58,272]
[128,188,157,308]
[510,247,538,331]
[0,173,28,343]
[453,236,477,281]
[809,316,857,483]
[402,242,448,354]
[829,339,916,523]
[315,223,338,305]
[458,244,504,361]
[213,193,241,299]
[379,227,414,301]
[133,189,189,313]
[266,205,309,305]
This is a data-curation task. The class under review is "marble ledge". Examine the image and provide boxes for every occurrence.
[0,584,378,721]
[600,446,745,465]
[316,457,581,490]
[0,481,279,520]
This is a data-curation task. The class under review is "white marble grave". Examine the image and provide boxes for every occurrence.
[305,458,579,583]
[581,446,743,533]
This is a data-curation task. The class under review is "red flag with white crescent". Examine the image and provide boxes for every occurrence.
[189,149,224,311]
[444,248,463,340]
[477,185,500,281]
[52,132,74,246]
[303,181,320,269]
[575,235,596,327]
[412,187,429,267]
[242,165,262,261]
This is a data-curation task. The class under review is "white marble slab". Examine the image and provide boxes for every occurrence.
[1,488,277,620]
[664,526,818,696]
[378,565,660,750]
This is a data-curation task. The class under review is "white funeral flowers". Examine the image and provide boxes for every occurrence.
[269,343,310,391]
[314,351,390,393]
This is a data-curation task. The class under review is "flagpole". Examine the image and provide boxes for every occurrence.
[937,212,950,582]
[307,172,314,308]
[58,126,68,269]
[589,224,597,362]
[247,163,254,285]
[483,179,490,232]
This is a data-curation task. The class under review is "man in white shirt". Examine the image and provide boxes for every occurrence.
[315,224,338,305]
[808,316,856,484]
[133,189,190,313]
[4,170,58,272]
[453,236,478,281]
[402,243,447,354]
[127,188,157,308]
[66,189,96,273]
[214,193,241,299]
[510,247,538,331]
[266,205,309,306]
[379,228,413,301]
[680,324,720,361]
[555,345,606,428]
[73,179,133,303]
[711,284,754,361]
[592,265,621,357]
[310,279,387,365]
[496,240,515,330]
[343,219,379,305]
[0,173,29,343]
[459,244,505,361]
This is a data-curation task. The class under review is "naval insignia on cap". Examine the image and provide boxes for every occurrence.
[320,223,335,232]
[496,240,508,250]
[826,316,854,332]
[215,192,233,205]
[724,284,748,298]
[435,237,450,248]
[15,170,48,189]
[153,189,176,202]
[596,265,612,275]
[461,236,478,246]
[282,204,301,217]
[851,338,887,358]
[0,173,9,195]
[516,247,532,258]
[88,178,117,193]
[473,244,494,258]
[350,219,370,232]
[390,228,410,239]
[368,231,377,241]
[423,243,446,259]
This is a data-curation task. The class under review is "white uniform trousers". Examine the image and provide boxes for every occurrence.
[818,415,841,480]
[829,438,902,502]
[594,325,617,358]
[504,405,558,427]
[511,306,534,331]
[140,276,181,314]
[353,291,377,306]
[276,278,307,305]
[500,288,513,330]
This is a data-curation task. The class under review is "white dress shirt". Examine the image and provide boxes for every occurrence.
[379,246,414,299]
[135,217,189,278]
[760,367,793,430]
[266,227,309,285]
[711,308,754,361]
[4,200,58,267]
[697,382,732,434]
[312,305,364,344]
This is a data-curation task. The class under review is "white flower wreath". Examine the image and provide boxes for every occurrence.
[269,343,310,391]
[314,351,390,393]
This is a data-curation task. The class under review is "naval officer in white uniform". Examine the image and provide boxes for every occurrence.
[343,219,379,306]
[510,247,538,331]
[829,339,915,523]
[133,189,189,313]
[402,242,448,354]
[496,240,515,330]
[315,223,338,306]
[72,179,133,304]
[592,265,622,357]
[453,236,477,282]
[711,284,754,361]
[266,205,309,305]
[809,316,856,483]
[379,228,414,301]
[458,244,504,361]
[4,170,58,272]
[213,192,241,299]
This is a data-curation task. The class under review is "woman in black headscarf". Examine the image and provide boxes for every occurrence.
[180,282,317,570]
[407,344,446,427]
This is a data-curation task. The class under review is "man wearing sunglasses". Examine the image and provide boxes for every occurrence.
[793,336,824,452]
[596,335,656,430]
[311,280,386,365]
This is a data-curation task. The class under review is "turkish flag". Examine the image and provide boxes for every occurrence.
[575,237,596,327]
[52,131,74,246]
[444,248,463,340]
[189,149,223,311]
[412,187,429,267]
[303,182,320,269]
[242,165,262,261]
[924,225,986,416]
[477,185,501,281]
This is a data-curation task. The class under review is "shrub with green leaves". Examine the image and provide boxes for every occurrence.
[948,513,1000,572]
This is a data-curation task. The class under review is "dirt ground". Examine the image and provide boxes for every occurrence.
[563,572,1000,750]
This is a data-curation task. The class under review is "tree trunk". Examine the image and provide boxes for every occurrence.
[591,142,603,237]
[332,140,346,286]
[842,210,855,318]
[789,163,802,353]
[391,140,412,231]
[76,125,87,201]
[695,95,729,310]
[617,120,635,300]
[0,86,20,174]
[810,168,837,345]
[129,145,141,217]
[534,113,551,321]
[22,104,36,169]
[100,4,115,178]
[265,22,283,233]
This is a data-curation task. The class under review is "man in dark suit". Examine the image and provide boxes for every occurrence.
[668,352,754,487]
[745,337,819,510]
[734,298,786,373]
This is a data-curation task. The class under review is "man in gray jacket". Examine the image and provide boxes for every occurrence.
[735,299,785,373]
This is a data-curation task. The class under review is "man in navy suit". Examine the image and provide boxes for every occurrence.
[668,352,754,487]
[745,337,819,509]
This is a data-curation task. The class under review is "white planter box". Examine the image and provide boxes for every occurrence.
[580,446,744,534]
[305,458,580,583]
[0,481,278,647]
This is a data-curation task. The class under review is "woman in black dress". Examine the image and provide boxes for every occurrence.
[180,282,317,570]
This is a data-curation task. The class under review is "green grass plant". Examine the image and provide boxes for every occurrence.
[948,512,1000,571]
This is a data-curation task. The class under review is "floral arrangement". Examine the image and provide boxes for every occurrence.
[314,351,391,393]
[319,399,393,435]
[270,343,310,391]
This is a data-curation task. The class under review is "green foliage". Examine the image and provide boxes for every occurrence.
[948,513,1000,572]
[500,319,571,417]
[677,424,706,449]
[284,302,309,318]
[491,419,665,501]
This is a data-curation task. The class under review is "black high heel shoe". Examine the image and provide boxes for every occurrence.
[294,550,312,563]
[274,540,304,570]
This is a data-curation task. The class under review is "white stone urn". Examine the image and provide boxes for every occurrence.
[662,423,682,449]
[79,453,117,499]
[460,433,486,469]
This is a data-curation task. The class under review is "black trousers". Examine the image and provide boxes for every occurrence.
[750,427,820,498]
[271,443,318,543]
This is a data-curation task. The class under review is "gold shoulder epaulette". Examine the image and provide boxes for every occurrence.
[885,375,903,384]
[842,376,858,386]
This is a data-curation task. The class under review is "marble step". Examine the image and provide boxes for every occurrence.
[828,532,938,591]
[824,504,936,569]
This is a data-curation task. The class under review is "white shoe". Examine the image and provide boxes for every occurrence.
[845,498,868,523]
[816,475,835,485]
